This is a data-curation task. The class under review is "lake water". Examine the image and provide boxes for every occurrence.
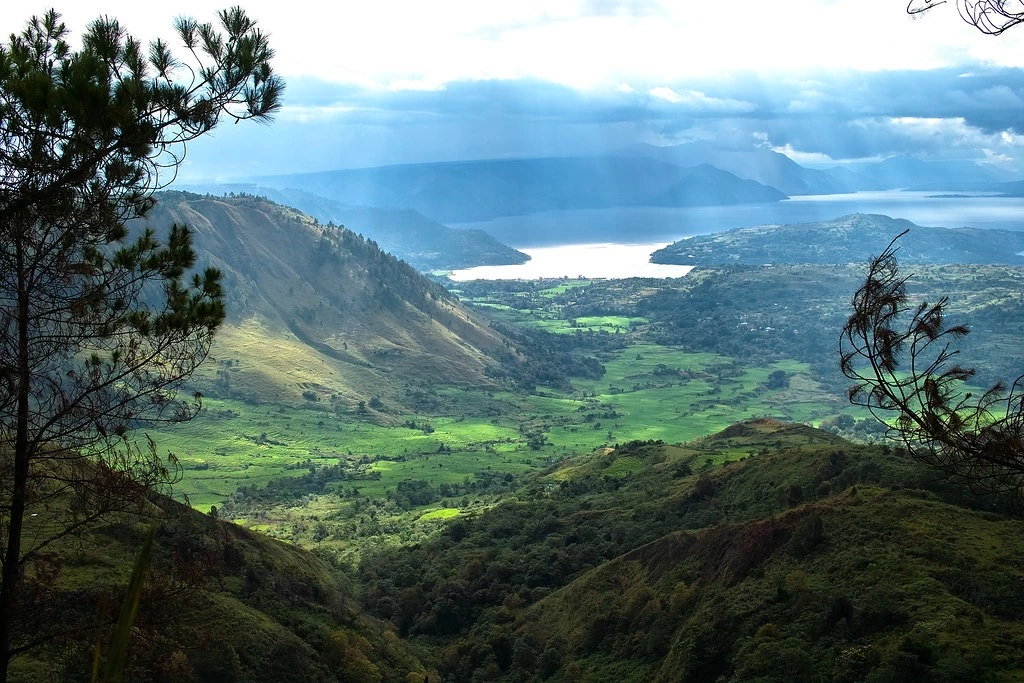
[448,242,694,281]
[445,190,1024,280]
[451,191,1024,248]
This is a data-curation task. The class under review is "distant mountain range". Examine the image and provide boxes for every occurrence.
[172,148,1024,273]
[620,142,862,195]
[244,150,1019,229]
[252,156,790,223]
[856,156,1009,190]
[650,213,1024,265]
[623,143,1015,195]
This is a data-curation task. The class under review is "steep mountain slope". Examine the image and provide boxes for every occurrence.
[179,183,528,270]
[651,213,1024,265]
[11,492,426,682]
[255,156,788,223]
[142,192,513,408]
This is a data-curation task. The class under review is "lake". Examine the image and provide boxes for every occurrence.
[448,242,694,281]
[446,191,1024,280]
[451,191,1024,248]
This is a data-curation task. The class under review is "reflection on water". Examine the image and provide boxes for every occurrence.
[448,242,694,281]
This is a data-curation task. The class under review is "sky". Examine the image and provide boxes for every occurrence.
[4,0,1024,180]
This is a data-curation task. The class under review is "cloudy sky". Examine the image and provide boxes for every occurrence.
[5,0,1024,179]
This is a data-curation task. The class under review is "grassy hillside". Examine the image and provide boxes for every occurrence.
[356,421,1024,681]
[178,184,530,270]
[142,192,513,408]
[10,494,427,682]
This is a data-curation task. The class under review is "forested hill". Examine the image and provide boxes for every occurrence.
[140,193,514,407]
[359,420,1024,681]
[10,489,426,681]
[651,213,1024,265]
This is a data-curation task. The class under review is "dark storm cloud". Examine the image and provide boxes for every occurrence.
[181,67,1024,179]
[286,67,1024,129]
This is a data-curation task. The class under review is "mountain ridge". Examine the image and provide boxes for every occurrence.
[177,183,529,270]
[141,192,514,408]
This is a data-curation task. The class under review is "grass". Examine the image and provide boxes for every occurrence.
[531,315,648,334]
[538,280,593,296]
[162,341,851,512]
[152,274,875,552]
[601,455,645,479]
[158,398,543,509]
[417,508,461,522]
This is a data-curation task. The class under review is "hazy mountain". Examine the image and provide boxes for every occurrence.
[143,192,514,408]
[850,155,1012,190]
[621,142,861,195]
[635,163,787,205]
[906,178,1024,195]
[254,156,788,223]
[651,213,1024,265]
[624,143,1020,194]
[177,183,528,270]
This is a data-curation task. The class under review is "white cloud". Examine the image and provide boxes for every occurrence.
[386,78,448,93]
[10,0,1024,91]
[276,104,362,123]
[770,143,836,166]
[649,87,682,103]
[649,87,755,112]
[980,148,1016,167]
[881,116,1024,155]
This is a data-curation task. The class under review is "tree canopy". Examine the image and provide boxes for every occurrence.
[0,7,282,677]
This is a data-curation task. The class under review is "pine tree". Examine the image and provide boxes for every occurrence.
[0,8,282,675]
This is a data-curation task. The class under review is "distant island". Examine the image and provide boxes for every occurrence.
[650,213,1024,266]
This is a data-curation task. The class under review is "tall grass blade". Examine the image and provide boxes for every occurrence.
[93,519,160,682]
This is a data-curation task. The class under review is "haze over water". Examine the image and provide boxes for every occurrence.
[452,191,1024,249]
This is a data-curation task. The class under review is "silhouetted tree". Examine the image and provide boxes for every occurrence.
[840,230,1024,509]
[0,7,282,676]
[909,0,1024,35]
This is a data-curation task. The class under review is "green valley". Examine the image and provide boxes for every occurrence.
[8,3,1024,681]
[11,195,1024,681]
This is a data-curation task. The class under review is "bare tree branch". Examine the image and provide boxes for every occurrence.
[908,0,1024,34]
[840,231,1024,511]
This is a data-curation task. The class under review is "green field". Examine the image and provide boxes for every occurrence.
[163,341,848,513]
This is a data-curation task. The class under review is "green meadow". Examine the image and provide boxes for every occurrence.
[165,342,847,511]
